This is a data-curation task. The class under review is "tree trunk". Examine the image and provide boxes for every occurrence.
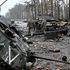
[69,0,70,19]
[50,0,53,16]
[41,0,44,15]
[44,0,48,15]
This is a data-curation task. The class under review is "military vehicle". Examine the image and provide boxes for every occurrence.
[27,18,68,40]
[44,20,68,39]
[0,16,36,70]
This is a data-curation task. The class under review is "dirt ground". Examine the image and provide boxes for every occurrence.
[22,23,70,70]
[29,35,70,70]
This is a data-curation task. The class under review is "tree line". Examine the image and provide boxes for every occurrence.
[5,0,70,20]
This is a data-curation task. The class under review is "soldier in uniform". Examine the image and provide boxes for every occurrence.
[42,20,47,33]
[27,20,34,36]
[27,20,31,34]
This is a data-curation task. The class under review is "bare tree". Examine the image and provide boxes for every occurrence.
[41,0,44,15]
[50,0,53,16]
[5,4,26,19]
[69,0,70,19]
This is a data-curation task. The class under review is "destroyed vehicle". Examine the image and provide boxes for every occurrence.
[27,18,68,39]
[0,16,36,70]
[44,20,68,39]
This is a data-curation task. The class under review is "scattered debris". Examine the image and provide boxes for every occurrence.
[49,48,60,53]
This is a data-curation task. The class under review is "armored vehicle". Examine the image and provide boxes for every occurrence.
[0,16,36,70]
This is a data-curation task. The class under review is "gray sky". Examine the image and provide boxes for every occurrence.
[0,0,30,16]
[0,0,68,16]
